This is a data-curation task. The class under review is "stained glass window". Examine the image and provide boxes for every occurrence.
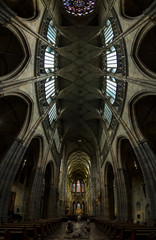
[104,20,114,46]
[77,202,81,209]
[103,19,117,126]
[103,103,112,125]
[45,76,55,104]
[76,180,81,192]
[81,181,85,192]
[47,20,57,44]
[72,182,76,192]
[44,47,55,73]
[105,76,117,104]
[62,0,96,16]
[43,20,58,126]
[48,103,57,124]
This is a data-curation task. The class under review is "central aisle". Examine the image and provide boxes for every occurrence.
[47,222,110,240]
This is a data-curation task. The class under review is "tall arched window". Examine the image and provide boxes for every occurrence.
[81,181,85,192]
[72,182,76,192]
[42,20,58,126]
[36,14,62,157]
[45,76,55,104]
[103,19,118,126]
[102,12,126,128]
[101,10,127,165]
[36,15,59,140]
[76,180,81,192]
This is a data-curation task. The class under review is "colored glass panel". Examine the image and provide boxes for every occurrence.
[103,19,117,126]
[81,181,85,192]
[76,180,81,192]
[72,182,76,192]
[62,0,96,16]
[43,20,58,126]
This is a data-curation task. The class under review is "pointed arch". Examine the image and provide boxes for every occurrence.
[0,25,30,80]
[130,92,156,155]
[104,162,115,220]
[0,94,32,163]
[2,0,38,20]
[121,0,154,18]
[132,23,156,78]
[118,137,147,223]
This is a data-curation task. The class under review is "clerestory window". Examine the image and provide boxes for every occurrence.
[101,10,127,165]
[103,19,117,125]
[36,16,60,147]
[43,20,58,126]
[72,180,85,193]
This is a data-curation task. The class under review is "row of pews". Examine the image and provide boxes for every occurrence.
[0,218,62,240]
[95,219,156,240]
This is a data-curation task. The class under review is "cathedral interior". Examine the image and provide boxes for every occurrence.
[0,0,156,238]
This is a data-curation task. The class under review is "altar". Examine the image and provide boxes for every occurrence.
[75,208,82,215]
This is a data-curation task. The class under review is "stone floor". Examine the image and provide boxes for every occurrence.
[47,222,111,240]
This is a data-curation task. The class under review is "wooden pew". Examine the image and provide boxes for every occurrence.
[0,227,29,240]
[128,229,155,240]
[0,225,37,240]
[0,230,11,240]
[95,219,156,240]
[112,225,156,240]
[0,218,62,240]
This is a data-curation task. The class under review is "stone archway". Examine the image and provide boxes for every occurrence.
[104,162,115,220]
[133,25,156,78]
[121,0,154,18]
[120,138,147,223]
[2,0,37,19]
[134,95,156,155]
[41,161,55,218]
[0,96,28,164]
[10,137,41,221]
[0,25,29,80]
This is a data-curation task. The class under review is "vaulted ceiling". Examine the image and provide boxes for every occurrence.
[57,0,103,181]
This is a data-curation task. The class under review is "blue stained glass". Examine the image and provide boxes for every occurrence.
[81,181,85,192]
[72,182,76,192]
[62,0,96,16]
[76,180,81,192]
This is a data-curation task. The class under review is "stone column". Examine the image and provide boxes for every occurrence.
[115,168,131,222]
[100,190,105,217]
[135,141,156,224]
[91,177,96,216]
[0,139,26,224]
[28,168,44,220]
[45,184,57,218]
[103,184,109,220]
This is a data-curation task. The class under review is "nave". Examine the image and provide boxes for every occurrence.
[47,222,107,240]
[1,0,156,232]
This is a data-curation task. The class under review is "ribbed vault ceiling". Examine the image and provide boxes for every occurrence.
[58,0,102,180]
[67,151,91,181]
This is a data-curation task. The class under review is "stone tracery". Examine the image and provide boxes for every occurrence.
[62,0,96,16]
